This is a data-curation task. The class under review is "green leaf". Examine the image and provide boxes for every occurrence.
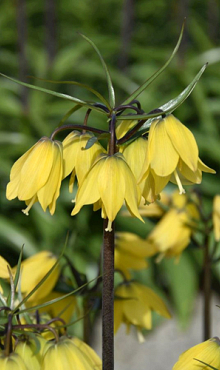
[58,105,82,127]
[17,275,100,314]
[13,246,24,292]
[121,20,185,106]
[194,359,218,370]
[13,237,68,312]
[0,73,105,114]
[28,77,111,109]
[161,252,198,328]
[83,136,98,150]
[117,64,208,128]
[79,33,115,108]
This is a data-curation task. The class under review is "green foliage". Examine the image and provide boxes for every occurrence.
[0,0,220,334]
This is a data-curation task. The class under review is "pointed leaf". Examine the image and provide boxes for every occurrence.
[79,33,115,108]
[0,73,105,113]
[28,77,111,109]
[194,359,218,370]
[58,105,82,127]
[14,246,24,292]
[121,20,185,105]
[117,64,208,129]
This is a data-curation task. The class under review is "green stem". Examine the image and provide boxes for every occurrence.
[102,220,115,370]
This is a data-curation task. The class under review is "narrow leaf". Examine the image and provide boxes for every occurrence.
[58,105,82,127]
[0,73,105,113]
[121,20,185,105]
[79,33,115,108]
[194,359,218,370]
[117,64,208,128]
[83,136,98,150]
[28,77,111,109]
[13,245,24,292]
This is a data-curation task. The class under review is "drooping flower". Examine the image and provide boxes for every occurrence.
[213,195,220,242]
[62,131,105,191]
[114,281,171,340]
[13,251,60,302]
[71,153,143,232]
[6,137,63,215]
[147,192,200,261]
[115,232,156,278]
[42,336,101,370]
[15,337,47,370]
[173,337,220,370]
[0,353,27,370]
[139,114,215,200]
[116,119,138,141]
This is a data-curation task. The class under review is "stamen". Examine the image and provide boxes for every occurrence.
[105,220,112,232]
[174,170,185,195]
[22,196,37,215]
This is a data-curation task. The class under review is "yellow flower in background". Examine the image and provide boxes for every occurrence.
[62,131,105,191]
[30,291,77,324]
[173,337,220,370]
[140,114,215,197]
[147,192,199,261]
[115,232,156,278]
[6,137,63,215]
[114,281,171,340]
[42,336,102,370]
[13,251,60,302]
[213,195,220,242]
[0,255,11,279]
[71,153,143,232]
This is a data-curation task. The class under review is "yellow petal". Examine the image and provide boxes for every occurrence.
[18,138,55,200]
[62,131,80,178]
[148,119,179,176]
[198,158,216,173]
[165,114,199,171]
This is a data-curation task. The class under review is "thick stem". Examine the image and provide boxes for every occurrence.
[203,235,211,340]
[102,219,115,370]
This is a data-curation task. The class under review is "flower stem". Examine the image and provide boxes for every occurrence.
[102,219,115,370]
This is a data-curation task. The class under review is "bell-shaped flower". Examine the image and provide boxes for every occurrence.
[15,336,47,370]
[213,195,220,242]
[114,281,171,340]
[0,353,27,370]
[115,232,156,278]
[147,192,200,261]
[62,131,105,191]
[139,114,215,199]
[173,337,220,370]
[6,137,63,215]
[71,153,143,232]
[13,251,60,302]
[42,336,101,370]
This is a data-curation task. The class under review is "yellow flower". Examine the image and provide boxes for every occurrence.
[42,336,101,370]
[115,232,156,278]
[114,281,171,339]
[116,119,137,141]
[31,291,77,324]
[140,114,215,198]
[71,153,143,232]
[147,193,199,260]
[13,251,60,302]
[213,195,220,242]
[0,353,27,370]
[0,255,11,279]
[62,131,105,191]
[173,337,220,370]
[6,137,63,215]
[15,337,46,370]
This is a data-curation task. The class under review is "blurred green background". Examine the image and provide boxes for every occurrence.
[0,0,220,328]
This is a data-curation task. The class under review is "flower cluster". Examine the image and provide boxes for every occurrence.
[6,115,215,230]
[0,335,101,370]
